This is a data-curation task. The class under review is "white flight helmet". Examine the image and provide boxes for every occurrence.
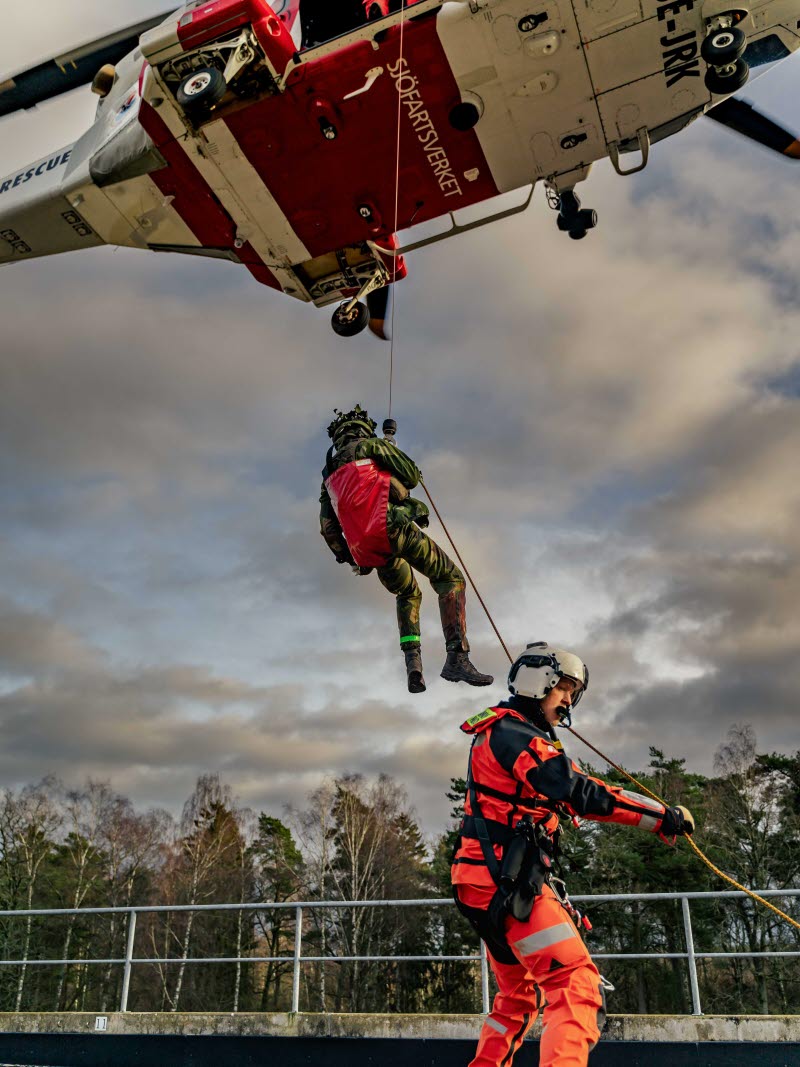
[507,642,588,709]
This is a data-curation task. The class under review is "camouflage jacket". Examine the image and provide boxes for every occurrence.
[319,437,429,564]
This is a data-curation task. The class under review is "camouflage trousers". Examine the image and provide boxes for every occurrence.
[377,522,469,653]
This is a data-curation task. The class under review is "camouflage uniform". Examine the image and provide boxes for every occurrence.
[320,437,469,653]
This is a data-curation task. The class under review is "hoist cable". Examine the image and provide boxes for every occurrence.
[420,481,800,934]
[387,4,407,419]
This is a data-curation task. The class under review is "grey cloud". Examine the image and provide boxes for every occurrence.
[2,7,800,830]
[0,596,104,677]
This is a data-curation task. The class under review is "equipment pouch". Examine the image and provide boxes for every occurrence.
[500,816,553,922]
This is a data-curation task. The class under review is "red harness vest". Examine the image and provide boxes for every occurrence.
[325,458,392,567]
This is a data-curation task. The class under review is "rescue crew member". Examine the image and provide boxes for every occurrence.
[451,643,695,1067]
[320,406,493,693]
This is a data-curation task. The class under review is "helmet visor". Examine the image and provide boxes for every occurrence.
[555,652,588,708]
[562,676,584,708]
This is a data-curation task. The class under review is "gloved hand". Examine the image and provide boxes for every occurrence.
[335,552,354,566]
[351,565,373,576]
[660,805,695,840]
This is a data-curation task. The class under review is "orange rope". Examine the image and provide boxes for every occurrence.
[564,724,800,933]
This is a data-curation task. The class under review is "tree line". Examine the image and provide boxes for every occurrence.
[0,723,797,1015]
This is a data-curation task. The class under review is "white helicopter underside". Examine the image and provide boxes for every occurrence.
[0,0,798,291]
[440,0,800,194]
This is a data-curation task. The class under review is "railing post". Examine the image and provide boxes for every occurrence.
[681,896,702,1015]
[119,910,137,1013]
[480,938,490,1015]
[291,905,303,1013]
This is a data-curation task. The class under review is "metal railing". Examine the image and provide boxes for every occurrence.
[0,889,797,1016]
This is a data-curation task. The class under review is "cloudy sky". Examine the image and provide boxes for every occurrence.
[2,1,799,839]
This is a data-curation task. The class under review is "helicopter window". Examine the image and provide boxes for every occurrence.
[300,0,370,48]
[742,34,791,69]
[299,0,409,49]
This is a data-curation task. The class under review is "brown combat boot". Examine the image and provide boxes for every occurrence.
[404,647,426,694]
[440,650,493,686]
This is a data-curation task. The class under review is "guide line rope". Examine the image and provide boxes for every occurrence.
[379,7,795,933]
[420,479,800,935]
[419,478,512,662]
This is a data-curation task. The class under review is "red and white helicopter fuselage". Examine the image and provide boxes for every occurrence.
[1,0,799,334]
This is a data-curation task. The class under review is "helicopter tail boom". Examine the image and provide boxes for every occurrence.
[0,144,104,265]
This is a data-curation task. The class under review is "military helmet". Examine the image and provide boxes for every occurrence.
[327,404,377,446]
[508,642,588,708]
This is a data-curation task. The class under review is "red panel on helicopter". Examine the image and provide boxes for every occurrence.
[177,0,295,71]
[221,15,498,260]
[138,100,281,291]
[177,0,253,49]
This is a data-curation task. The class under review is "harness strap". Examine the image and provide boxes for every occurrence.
[460,814,515,847]
[322,445,336,480]
[467,745,503,885]
[472,780,525,805]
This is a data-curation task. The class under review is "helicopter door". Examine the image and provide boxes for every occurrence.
[577,4,709,153]
[573,0,643,41]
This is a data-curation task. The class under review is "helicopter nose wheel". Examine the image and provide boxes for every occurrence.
[702,22,749,94]
[176,67,227,120]
[331,300,371,337]
[555,190,597,241]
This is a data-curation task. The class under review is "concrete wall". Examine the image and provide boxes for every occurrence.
[0,1013,799,1066]
[1,1011,800,1042]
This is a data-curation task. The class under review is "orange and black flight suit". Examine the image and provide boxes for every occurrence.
[451,702,672,1067]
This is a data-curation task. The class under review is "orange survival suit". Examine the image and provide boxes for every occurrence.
[451,701,673,1067]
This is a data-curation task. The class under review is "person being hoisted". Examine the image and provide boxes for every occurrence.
[320,405,493,693]
[451,642,695,1067]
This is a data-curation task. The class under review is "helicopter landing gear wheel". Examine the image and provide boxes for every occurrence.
[331,300,370,337]
[702,15,749,95]
[176,67,227,117]
[704,56,749,94]
[701,25,746,65]
[555,190,597,241]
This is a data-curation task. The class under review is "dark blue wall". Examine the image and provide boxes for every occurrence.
[0,1035,798,1067]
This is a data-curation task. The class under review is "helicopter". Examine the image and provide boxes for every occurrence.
[1,0,799,339]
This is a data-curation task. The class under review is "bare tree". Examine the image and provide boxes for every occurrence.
[169,774,242,1011]
[711,724,782,1012]
[231,807,256,1013]
[96,803,173,1011]
[54,780,123,1009]
[292,774,421,1011]
[289,780,336,1010]
[0,777,63,1010]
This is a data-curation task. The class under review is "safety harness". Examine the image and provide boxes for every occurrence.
[323,442,393,568]
[453,710,562,961]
